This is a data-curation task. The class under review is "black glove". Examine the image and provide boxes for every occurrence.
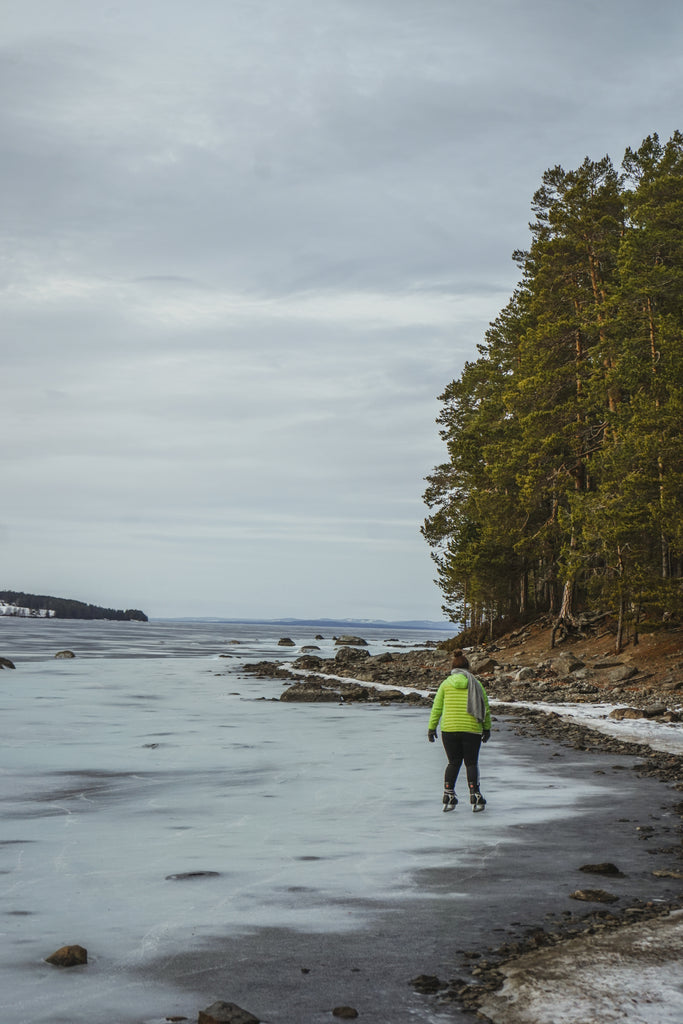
[481,729,490,743]
[428,729,437,742]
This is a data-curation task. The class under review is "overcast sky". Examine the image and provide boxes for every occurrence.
[2,0,682,622]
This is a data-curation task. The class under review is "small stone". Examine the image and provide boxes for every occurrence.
[165,871,220,880]
[55,650,76,659]
[570,889,619,903]
[277,637,296,646]
[0,656,16,669]
[332,1007,359,1019]
[609,708,645,720]
[198,1001,260,1024]
[410,974,441,993]
[579,862,625,876]
[45,944,87,967]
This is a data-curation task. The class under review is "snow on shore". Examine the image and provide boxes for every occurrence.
[479,910,683,1024]
[286,667,683,755]
[0,600,53,617]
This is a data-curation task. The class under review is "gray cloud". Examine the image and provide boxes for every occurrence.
[2,0,682,618]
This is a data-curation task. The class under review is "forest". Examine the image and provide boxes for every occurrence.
[0,591,148,621]
[423,132,683,650]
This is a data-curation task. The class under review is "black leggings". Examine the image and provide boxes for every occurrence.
[441,731,482,790]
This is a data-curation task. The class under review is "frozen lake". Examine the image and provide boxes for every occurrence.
[1,620,678,1023]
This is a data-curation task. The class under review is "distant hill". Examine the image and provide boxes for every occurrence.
[162,616,453,630]
[0,591,148,622]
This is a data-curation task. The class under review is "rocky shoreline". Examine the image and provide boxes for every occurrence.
[241,627,683,1022]
[242,628,683,785]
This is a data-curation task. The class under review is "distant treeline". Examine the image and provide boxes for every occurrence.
[0,591,148,622]
[423,132,683,647]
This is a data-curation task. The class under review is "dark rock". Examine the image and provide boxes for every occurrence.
[373,688,407,702]
[370,652,394,664]
[280,682,343,703]
[165,871,220,880]
[0,656,16,669]
[552,651,585,676]
[300,645,321,652]
[45,944,87,967]
[335,646,370,665]
[277,638,296,646]
[292,655,324,670]
[332,1007,359,1019]
[579,863,625,877]
[55,650,76,659]
[642,702,668,718]
[198,1001,260,1024]
[570,889,619,903]
[469,655,498,674]
[334,635,367,646]
[410,974,441,993]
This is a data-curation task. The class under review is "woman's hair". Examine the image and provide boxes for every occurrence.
[450,649,470,670]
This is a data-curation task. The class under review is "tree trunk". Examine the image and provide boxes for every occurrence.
[615,591,625,654]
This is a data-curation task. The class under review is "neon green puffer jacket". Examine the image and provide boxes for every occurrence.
[428,673,491,734]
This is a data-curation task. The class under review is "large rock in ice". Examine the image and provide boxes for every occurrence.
[0,656,16,669]
[45,944,87,967]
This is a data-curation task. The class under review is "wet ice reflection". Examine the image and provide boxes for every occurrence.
[1,652,607,1023]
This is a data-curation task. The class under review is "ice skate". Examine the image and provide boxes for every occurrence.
[442,789,457,812]
[469,789,486,812]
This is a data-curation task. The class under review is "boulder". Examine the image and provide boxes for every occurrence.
[468,655,498,674]
[579,862,625,877]
[332,1008,359,1020]
[608,707,646,720]
[514,666,536,682]
[45,944,87,967]
[280,682,342,703]
[277,638,296,646]
[604,664,639,683]
[292,655,324,670]
[300,645,320,652]
[334,635,367,646]
[0,656,16,669]
[55,650,75,659]
[198,1001,259,1024]
[642,702,669,718]
[552,651,584,677]
[335,646,370,665]
[569,889,619,903]
[410,974,441,994]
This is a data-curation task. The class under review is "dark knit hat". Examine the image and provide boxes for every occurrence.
[450,649,470,670]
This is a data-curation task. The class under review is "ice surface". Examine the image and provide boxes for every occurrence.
[1,620,680,1023]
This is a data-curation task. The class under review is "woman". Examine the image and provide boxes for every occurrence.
[428,650,491,812]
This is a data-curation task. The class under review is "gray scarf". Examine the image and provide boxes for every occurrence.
[457,669,487,723]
